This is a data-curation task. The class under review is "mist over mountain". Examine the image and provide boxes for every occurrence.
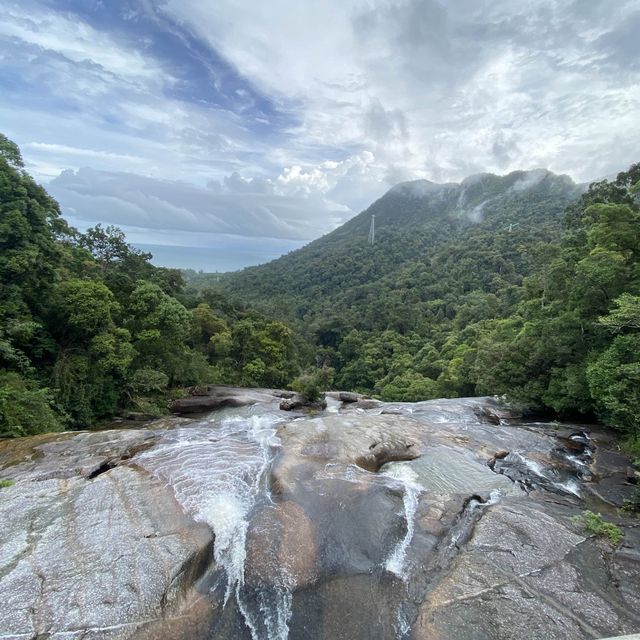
[213,168,583,319]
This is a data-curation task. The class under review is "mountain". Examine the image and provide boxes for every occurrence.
[217,169,582,321]
[188,167,590,401]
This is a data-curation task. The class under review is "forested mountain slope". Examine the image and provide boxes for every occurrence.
[219,169,581,322]
[206,170,582,396]
[206,164,640,447]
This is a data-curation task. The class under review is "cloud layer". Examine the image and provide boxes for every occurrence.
[1,0,639,269]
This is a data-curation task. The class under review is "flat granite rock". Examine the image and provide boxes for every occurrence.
[169,386,282,414]
[1,395,639,640]
[0,428,159,482]
[413,499,640,640]
[0,465,213,639]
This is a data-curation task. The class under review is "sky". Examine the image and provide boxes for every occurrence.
[1,0,639,272]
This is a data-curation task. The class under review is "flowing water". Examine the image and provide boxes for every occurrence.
[136,405,295,638]
[382,462,423,579]
[130,398,597,639]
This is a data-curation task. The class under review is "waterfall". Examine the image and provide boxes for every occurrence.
[382,462,423,579]
[136,409,293,639]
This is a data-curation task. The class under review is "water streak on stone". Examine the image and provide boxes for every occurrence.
[136,410,292,638]
[382,462,423,579]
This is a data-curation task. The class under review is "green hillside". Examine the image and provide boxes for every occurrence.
[205,170,582,396]
[201,164,640,444]
[218,170,581,321]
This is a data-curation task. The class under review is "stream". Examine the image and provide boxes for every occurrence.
[2,394,636,640]
[130,397,608,639]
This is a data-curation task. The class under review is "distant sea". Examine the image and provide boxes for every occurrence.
[134,240,305,273]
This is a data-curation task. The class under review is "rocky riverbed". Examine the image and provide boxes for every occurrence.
[0,389,638,639]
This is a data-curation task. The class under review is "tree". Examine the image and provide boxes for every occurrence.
[0,371,66,437]
[0,133,24,168]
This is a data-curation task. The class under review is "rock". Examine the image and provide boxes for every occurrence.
[169,385,280,414]
[273,390,296,399]
[279,394,327,412]
[120,410,159,421]
[266,414,423,598]
[349,399,383,410]
[410,446,520,497]
[0,466,213,639]
[0,428,158,482]
[279,397,297,410]
[413,499,640,640]
[473,404,501,424]
[274,414,423,482]
[289,573,402,640]
[339,391,359,403]
[2,395,640,640]
[626,466,640,484]
[487,449,509,469]
[356,439,419,472]
[245,501,318,589]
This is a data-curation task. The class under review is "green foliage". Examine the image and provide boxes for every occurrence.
[0,371,66,437]
[572,510,623,546]
[78,224,184,296]
[127,368,169,395]
[0,479,15,488]
[379,371,438,402]
[291,367,334,402]
[622,486,640,515]
[0,134,304,437]
[123,368,170,418]
[0,133,24,168]
[599,293,640,332]
[53,279,119,337]
[621,437,640,466]
[587,335,640,435]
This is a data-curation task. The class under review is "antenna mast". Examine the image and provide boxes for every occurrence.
[368,214,375,245]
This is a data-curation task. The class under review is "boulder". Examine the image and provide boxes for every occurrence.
[339,391,359,403]
[356,439,419,472]
[473,404,501,424]
[0,466,213,639]
[279,393,327,412]
[169,385,280,414]
[487,449,509,470]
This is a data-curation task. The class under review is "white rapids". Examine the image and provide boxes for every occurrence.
[136,409,293,639]
[382,462,423,579]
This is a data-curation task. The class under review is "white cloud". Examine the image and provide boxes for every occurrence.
[160,0,640,182]
[2,0,640,271]
[0,3,166,85]
[48,167,353,242]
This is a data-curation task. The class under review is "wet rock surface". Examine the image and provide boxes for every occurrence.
[414,499,640,640]
[169,385,284,414]
[0,463,213,639]
[279,393,327,412]
[0,392,638,640]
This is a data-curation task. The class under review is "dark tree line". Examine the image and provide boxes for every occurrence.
[0,134,304,437]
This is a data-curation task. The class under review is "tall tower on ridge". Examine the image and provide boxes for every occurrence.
[368,214,375,245]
